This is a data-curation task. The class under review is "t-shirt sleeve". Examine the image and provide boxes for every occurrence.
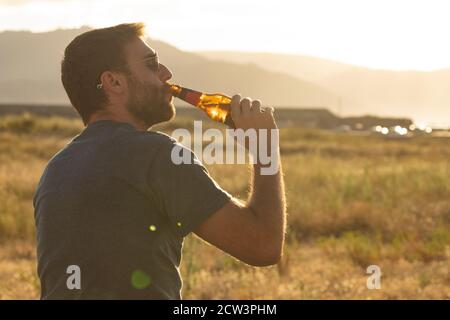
[148,136,232,237]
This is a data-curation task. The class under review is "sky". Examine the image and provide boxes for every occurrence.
[1,0,450,71]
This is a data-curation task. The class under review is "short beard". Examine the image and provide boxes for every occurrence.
[126,76,175,128]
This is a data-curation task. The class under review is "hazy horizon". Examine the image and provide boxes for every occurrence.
[2,0,450,71]
[5,25,450,73]
[1,1,450,127]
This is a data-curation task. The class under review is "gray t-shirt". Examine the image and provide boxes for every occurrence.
[33,120,231,299]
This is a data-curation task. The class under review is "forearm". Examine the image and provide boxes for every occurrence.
[247,152,286,249]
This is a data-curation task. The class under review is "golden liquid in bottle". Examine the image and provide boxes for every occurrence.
[167,83,234,127]
[198,93,232,124]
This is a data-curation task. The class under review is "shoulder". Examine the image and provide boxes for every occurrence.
[146,131,178,146]
[120,129,179,151]
[127,130,195,163]
[137,131,202,169]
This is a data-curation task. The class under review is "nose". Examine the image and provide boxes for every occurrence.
[158,64,172,83]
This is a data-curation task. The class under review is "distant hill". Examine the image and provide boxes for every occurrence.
[198,51,450,126]
[0,27,92,104]
[1,27,449,125]
[198,51,358,84]
[0,28,338,111]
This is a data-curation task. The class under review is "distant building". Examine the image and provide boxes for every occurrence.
[0,104,414,131]
[339,115,413,131]
[272,108,340,129]
[273,108,413,131]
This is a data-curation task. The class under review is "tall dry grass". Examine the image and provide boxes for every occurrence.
[0,113,449,299]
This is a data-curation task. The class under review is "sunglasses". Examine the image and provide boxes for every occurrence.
[96,52,160,89]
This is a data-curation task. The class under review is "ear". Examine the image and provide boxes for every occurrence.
[99,71,127,94]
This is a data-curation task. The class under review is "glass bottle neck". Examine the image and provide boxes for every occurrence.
[167,83,203,106]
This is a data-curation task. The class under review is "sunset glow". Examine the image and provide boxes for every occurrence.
[1,0,450,71]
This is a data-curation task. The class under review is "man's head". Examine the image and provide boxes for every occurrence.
[61,23,175,129]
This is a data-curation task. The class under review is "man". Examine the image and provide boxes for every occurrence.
[33,23,286,299]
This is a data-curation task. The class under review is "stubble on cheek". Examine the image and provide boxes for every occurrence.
[127,80,175,126]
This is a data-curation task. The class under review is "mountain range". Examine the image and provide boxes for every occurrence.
[198,51,450,126]
[0,27,449,125]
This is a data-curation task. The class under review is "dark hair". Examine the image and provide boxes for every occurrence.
[61,23,146,124]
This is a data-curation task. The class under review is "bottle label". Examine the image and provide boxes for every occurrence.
[183,90,201,106]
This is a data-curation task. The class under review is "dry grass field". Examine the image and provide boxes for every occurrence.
[0,113,449,299]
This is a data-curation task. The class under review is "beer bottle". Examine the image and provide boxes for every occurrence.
[167,83,235,128]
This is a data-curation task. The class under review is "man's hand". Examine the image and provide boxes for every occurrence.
[229,94,279,161]
[230,94,277,132]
